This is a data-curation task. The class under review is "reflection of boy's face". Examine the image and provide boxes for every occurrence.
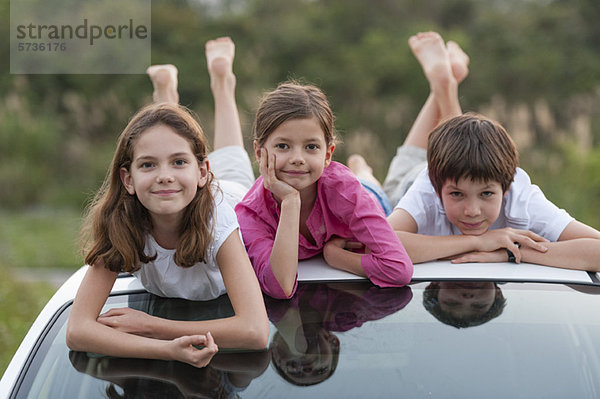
[271,328,339,386]
[440,177,505,235]
[436,282,497,320]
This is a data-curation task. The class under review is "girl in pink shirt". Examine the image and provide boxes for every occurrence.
[235,82,413,299]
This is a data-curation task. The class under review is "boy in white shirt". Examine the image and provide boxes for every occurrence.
[351,32,600,271]
[388,112,600,270]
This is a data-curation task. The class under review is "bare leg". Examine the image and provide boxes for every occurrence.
[404,33,462,147]
[146,64,179,104]
[351,33,470,167]
[347,154,383,188]
[401,35,470,149]
[205,37,255,198]
[351,33,470,205]
[205,37,244,150]
[402,94,440,149]
[410,32,461,119]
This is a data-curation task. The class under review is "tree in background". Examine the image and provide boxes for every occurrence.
[1,0,599,226]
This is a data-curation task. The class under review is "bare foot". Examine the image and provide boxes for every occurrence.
[409,31,461,118]
[205,37,236,90]
[408,32,454,91]
[205,36,244,150]
[447,40,470,84]
[347,154,382,189]
[146,64,179,104]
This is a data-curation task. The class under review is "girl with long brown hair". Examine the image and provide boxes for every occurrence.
[67,37,268,368]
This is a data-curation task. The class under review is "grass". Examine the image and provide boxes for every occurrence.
[0,207,82,377]
[0,265,55,378]
[0,208,83,270]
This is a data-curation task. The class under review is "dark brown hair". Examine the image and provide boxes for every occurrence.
[253,81,336,147]
[423,282,507,329]
[427,112,518,196]
[81,103,215,273]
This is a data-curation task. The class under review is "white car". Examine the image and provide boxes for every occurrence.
[2,258,600,398]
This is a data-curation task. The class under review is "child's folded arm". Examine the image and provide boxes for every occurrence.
[520,220,600,271]
[389,208,479,263]
[520,239,600,272]
[332,178,413,286]
[243,233,297,299]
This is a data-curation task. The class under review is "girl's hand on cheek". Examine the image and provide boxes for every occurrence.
[259,148,299,202]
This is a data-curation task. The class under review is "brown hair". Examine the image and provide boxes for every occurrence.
[427,112,518,196]
[81,103,215,273]
[253,81,336,147]
[423,282,506,329]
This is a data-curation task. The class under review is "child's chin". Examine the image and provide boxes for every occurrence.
[460,228,487,236]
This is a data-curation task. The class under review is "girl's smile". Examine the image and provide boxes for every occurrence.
[153,189,182,196]
[257,117,334,195]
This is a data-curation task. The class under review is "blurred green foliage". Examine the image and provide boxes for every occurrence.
[1,0,600,227]
[0,209,82,269]
[0,263,55,375]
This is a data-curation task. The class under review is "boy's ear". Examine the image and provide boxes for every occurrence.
[198,159,209,188]
[503,184,511,197]
[120,167,135,195]
[324,143,335,167]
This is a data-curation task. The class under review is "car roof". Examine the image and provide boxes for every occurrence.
[5,256,600,379]
[2,258,599,397]
[297,256,599,285]
[4,258,600,398]
[42,257,600,302]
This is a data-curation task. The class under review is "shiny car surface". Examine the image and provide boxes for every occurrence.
[2,259,600,398]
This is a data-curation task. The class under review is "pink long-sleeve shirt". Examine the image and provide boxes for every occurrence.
[235,161,413,299]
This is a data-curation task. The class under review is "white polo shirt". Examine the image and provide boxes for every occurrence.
[396,167,574,241]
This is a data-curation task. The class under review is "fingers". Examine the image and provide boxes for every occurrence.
[179,332,218,368]
[97,309,124,326]
[96,312,127,330]
[451,253,480,263]
[487,228,549,255]
[99,307,127,318]
[258,147,268,178]
[96,317,112,327]
[526,230,549,242]
[451,249,506,264]
[258,147,277,188]
[267,151,277,181]
[204,331,218,352]
[512,231,548,256]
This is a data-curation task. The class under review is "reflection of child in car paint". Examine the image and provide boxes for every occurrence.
[422,282,506,328]
[266,283,413,386]
[69,349,270,398]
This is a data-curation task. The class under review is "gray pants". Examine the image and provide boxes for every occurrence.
[382,145,427,208]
